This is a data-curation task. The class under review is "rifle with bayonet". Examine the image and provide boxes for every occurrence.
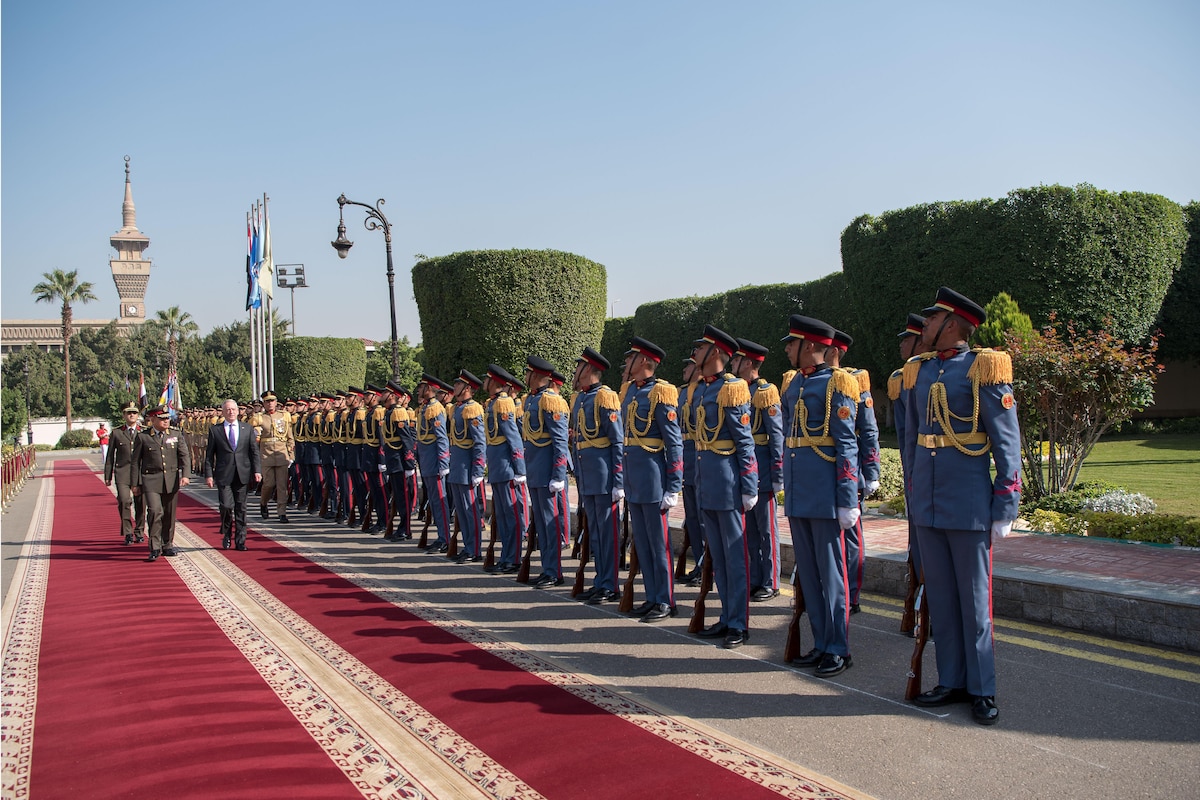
[782,569,807,662]
[571,504,591,596]
[905,584,929,700]
[618,502,639,612]
[687,551,714,633]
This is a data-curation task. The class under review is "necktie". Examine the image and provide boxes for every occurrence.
[228,423,236,449]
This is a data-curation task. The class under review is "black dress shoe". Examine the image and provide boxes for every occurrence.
[849,603,861,615]
[722,629,748,648]
[576,586,600,602]
[260,507,269,520]
[971,695,999,725]
[639,603,677,623]
[751,587,779,602]
[913,685,971,707]
[145,551,160,562]
[629,601,656,617]
[500,563,519,574]
[124,534,134,546]
[278,515,290,524]
[135,534,145,543]
[162,548,178,557]
[222,536,231,550]
[794,648,824,667]
[453,551,473,564]
[695,623,729,638]
[815,653,852,677]
[587,589,618,605]
[532,575,564,588]
[235,543,248,551]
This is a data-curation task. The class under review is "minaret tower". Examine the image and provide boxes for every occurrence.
[109,156,152,323]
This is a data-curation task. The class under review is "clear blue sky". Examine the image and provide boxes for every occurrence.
[3,1,1197,345]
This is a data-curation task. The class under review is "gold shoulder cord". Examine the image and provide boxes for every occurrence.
[925,359,991,457]
[693,384,734,455]
[788,378,836,463]
[623,384,665,453]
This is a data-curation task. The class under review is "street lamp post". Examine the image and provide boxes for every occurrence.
[275,264,308,336]
[331,194,399,381]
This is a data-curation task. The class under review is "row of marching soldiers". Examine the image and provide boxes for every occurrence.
[175,285,1018,727]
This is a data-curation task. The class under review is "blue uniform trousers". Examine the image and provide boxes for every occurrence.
[746,492,780,591]
[682,484,706,568]
[450,482,483,556]
[581,494,620,592]
[421,473,451,545]
[335,445,352,517]
[529,487,564,579]
[915,526,995,697]
[629,502,674,607]
[702,508,750,632]
[490,481,522,566]
[788,516,850,656]
[385,470,410,537]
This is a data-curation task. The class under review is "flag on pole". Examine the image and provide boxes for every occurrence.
[261,197,274,301]
[138,371,148,408]
[246,212,262,311]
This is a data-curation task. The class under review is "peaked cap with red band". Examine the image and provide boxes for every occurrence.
[781,314,836,346]
[923,287,987,327]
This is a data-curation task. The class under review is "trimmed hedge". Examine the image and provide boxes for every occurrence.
[274,337,367,397]
[1157,200,1200,362]
[1081,512,1200,547]
[413,250,606,381]
[841,184,1189,392]
[56,429,96,449]
[600,316,635,388]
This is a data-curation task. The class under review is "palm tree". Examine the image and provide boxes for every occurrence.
[153,306,199,377]
[33,269,97,430]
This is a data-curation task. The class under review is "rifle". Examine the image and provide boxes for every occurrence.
[516,518,537,583]
[447,510,460,559]
[782,569,808,662]
[417,482,432,548]
[905,585,930,701]
[571,505,591,596]
[687,552,714,633]
[900,554,919,636]
[674,520,692,580]
[484,486,499,570]
[618,503,639,612]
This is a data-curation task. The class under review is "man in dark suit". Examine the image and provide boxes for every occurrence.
[104,401,146,545]
[205,398,261,551]
[132,405,191,561]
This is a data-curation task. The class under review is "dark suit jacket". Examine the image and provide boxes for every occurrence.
[204,421,260,486]
[104,424,142,484]
[132,427,191,493]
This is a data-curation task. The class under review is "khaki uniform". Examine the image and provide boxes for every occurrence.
[254,409,294,517]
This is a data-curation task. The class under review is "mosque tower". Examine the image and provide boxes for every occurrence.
[109,156,152,323]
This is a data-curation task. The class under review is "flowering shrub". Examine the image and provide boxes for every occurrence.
[1080,490,1157,516]
[1028,509,1088,535]
[1083,512,1200,546]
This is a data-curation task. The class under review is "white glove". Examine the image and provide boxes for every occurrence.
[439,468,450,477]
[549,479,565,494]
[991,520,1014,538]
[471,476,483,487]
[513,475,527,485]
[864,480,880,496]
[742,494,758,512]
[612,486,625,503]
[772,480,784,494]
[379,464,388,474]
[404,469,415,478]
[660,492,678,511]
[836,506,861,530]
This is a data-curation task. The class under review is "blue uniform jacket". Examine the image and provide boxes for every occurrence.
[692,374,758,510]
[522,387,569,488]
[679,382,699,487]
[846,369,881,489]
[485,393,526,483]
[447,400,486,485]
[621,378,684,504]
[415,400,450,477]
[381,405,417,472]
[888,367,913,484]
[903,347,1022,530]
[748,377,784,493]
[780,366,860,518]
[570,383,624,497]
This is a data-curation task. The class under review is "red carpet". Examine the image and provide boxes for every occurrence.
[8,460,862,799]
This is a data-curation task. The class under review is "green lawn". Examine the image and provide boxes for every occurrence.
[1074,434,1200,518]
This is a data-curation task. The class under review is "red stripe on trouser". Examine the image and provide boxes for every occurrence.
[741,511,751,629]
[660,511,673,606]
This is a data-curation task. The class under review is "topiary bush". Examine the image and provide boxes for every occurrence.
[56,429,96,450]
[1082,512,1200,546]
[274,337,367,397]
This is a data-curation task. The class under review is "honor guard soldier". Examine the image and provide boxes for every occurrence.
[521,357,571,586]
[448,370,487,562]
[570,347,625,604]
[690,326,758,648]
[254,390,295,523]
[343,387,370,527]
[678,352,705,585]
[827,330,881,613]
[780,315,860,677]
[298,396,322,514]
[396,385,421,524]
[131,405,191,561]
[331,391,352,522]
[380,382,418,540]
[416,375,454,552]
[319,394,341,519]
[549,367,573,550]
[890,313,926,633]
[361,385,389,533]
[483,365,527,572]
[620,337,684,622]
[104,401,146,545]
[285,399,304,507]
[904,287,1021,726]
[734,338,785,603]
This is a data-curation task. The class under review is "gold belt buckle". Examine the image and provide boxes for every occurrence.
[923,434,937,448]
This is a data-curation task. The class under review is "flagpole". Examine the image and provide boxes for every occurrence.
[248,209,258,398]
[264,193,276,391]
